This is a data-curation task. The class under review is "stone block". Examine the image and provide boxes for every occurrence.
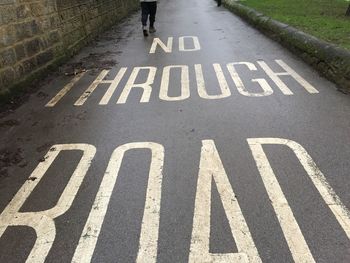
[16,4,31,20]
[29,2,48,17]
[24,38,41,57]
[47,30,61,45]
[0,67,15,88]
[30,20,41,35]
[0,48,16,67]
[15,21,35,41]
[36,48,54,66]
[14,63,25,79]
[0,26,16,47]
[0,0,15,5]
[52,43,64,56]
[21,57,38,75]
[50,15,60,29]
[0,6,17,25]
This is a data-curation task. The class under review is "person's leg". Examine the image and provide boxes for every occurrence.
[149,2,157,32]
[141,2,149,27]
[141,2,150,36]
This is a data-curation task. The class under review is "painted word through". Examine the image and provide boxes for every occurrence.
[1,139,349,262]
[46,60,318,107]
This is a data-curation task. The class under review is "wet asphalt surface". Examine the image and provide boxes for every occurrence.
[0,0,349,262]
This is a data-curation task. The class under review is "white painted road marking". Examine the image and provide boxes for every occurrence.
[159,65,190,101]
[150,37,173,54]
[227,62,274,97]
[75,70,108,106]
[2,139,347,262]
[189,140,261,263]
[248,138,350,262]
[248,138,316,262]
[72,142,164,263]
[74,68,128,106]
[195,63,231,99]
[179,36,201,52]
[258,60,319,95]
[99,67,128,105]
[0,144,96,263]
[248,138,350,240]
[117,67,157,104]
[150,36,201,54]
[46,60,319,107]
[46,71,86,107]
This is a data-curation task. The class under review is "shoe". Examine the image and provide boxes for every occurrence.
[149,27,156,33]
[142,26,149,37]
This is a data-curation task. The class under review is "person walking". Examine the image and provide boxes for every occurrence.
[140,0,157,37]
[217,0,222,7]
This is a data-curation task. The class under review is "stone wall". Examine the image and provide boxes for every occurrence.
[0,0,139,97]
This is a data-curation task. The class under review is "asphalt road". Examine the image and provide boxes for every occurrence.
[0,0,349,262]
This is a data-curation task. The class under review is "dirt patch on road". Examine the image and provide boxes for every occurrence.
[0,148,27,178]
[0,119,20,128]
[60,50,121,76]
[36,142,54,153]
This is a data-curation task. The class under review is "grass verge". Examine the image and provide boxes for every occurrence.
[238,0,350,50]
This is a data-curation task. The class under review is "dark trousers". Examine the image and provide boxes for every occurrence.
[141,2,157,27]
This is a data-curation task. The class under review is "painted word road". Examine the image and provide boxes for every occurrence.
[1,139,349,262]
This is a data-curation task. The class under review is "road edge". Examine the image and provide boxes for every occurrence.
[223,0,350,92]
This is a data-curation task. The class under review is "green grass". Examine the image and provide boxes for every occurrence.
[238,0,350,50]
